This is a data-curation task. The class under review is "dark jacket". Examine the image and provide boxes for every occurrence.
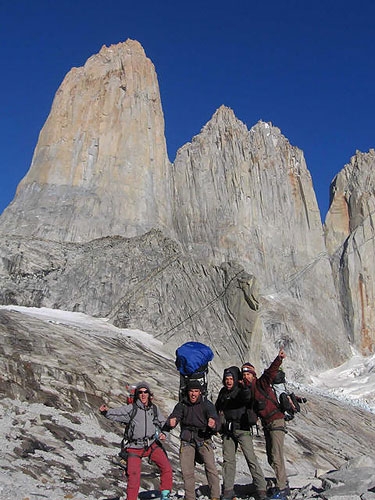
[251,355,285,424]
[167,395,218,443]
[215,366,252,432]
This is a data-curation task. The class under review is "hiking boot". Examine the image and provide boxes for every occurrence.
[269,488,290,499]
[222,490,236,500]
[256,490,267,500]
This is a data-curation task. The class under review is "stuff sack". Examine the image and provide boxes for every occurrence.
[175,342,214,400]
[175,342,214,375]
[125,384,137,404]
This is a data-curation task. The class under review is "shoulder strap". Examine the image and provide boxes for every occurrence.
[271,384,279,402]
[180,400,187,419]
[151,403,159,425]
[123,404,138,438]
[121,403,138,448]
[201,399,209,417]
[130,403,138,419]
[247,382,255,409]
[257,383,279,407]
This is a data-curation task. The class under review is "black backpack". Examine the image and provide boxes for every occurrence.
[271,370,307,420]
[179,366,209,401]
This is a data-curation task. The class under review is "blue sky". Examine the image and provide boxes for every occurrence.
[1,1,374,220]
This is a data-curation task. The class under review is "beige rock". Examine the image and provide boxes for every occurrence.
[325,149,375,255]
[344,217,375,354]
[172,107,350,371]
[0,40,363,371]
[0,40,172,241]
[325,150,375,354]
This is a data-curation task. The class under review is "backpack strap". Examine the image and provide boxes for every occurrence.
[121,403,138,449]
[151,403,161,430]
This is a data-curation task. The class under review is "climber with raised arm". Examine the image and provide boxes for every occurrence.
[241,349,290,499]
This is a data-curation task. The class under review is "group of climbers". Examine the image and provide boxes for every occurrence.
[99,348,304,500]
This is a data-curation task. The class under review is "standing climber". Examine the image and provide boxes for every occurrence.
[165,380,220,500]
[215,366,267,500]
[241,349,289,498]
[99,381,173,500]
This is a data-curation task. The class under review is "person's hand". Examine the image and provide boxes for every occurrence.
[279,348,286,359]
[159,432,167,441]
[99,404,108,413]
[208,417,216,429]
[168,417,177,428]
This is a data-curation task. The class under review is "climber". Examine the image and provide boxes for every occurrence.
[165,380,220,500]
[99,381,173,500]
[241,349,290,499]
[215,366,267,500]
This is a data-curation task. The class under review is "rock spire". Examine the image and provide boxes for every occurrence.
[0,40,172,241]
[325,150,375,354]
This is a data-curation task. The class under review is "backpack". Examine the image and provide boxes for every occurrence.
[175,342,214,400]
[179,367,210,401]
[125,384,137,404]
[272,370,307,421]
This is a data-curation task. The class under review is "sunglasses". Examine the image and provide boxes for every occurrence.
[138,390,149,394]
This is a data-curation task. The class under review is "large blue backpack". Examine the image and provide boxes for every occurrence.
[175,342,214,400]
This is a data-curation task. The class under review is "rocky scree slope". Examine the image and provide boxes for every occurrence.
[1,306,375,500]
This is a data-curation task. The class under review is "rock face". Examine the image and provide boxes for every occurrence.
[171,108,349,373]
[0,40,172,241]
[325,150,375,354]
[0,231,264,371]
[325,149,375,253]
[172,108,323,271]
[0,39,373,377]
